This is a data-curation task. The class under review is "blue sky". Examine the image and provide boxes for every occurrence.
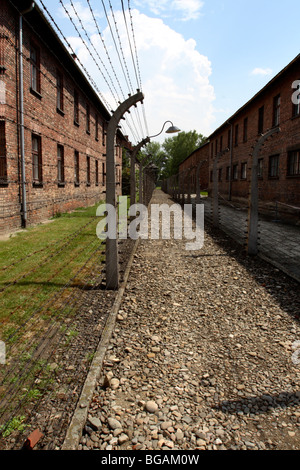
[37,0,300,144]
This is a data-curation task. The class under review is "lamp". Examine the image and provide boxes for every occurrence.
[149,121,180,139]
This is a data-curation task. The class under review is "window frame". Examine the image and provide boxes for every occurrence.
[234,124,239,146]
[287,150,300,177]
[30,42,41,95]
[86,155,91,186]
[258,105,264,134]
[102,162,106,186]
[56,70,64,114]
[86,102,91,134]
[0,121,7,185]
[268,154,280,179]
[57,144,65,185]
[232,163,238,181]
[95,159,99,186]
[273,94,281,127]
[74,90,79,126]
[32,134,43,185]
[74,150,80,186]
[243,117,248,142]
[241,162,247,180]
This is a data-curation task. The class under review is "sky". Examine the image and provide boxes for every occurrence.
[37,0,300,145]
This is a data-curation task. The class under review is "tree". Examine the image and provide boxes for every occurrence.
[138,141,167,179]
[162,130,207,177]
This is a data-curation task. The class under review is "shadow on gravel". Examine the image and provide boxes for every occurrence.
[206,223,300,325]
[174,195,300,326]
[215,390,300,415]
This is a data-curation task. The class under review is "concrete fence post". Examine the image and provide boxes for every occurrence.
[247,127,280,255]
[106,91,144,290]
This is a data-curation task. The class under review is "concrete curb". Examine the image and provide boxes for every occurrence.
[61,239,140,450]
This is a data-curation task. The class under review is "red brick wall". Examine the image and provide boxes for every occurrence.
[179,143,209,193]
[208,57,300,214]
[0,2,124,235]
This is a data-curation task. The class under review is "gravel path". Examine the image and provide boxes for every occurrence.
[79,189,300,451]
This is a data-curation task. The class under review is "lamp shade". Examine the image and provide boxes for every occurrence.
[166,125,181,134]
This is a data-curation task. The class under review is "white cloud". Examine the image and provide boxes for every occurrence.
[67,7,215,143]
[59,1,103,35]
[133,0,204,21]
[251,67,273,76]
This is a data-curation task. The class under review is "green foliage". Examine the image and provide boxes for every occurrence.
[162,130,207,177]
[0,416,27,438]
[138,131,207,181]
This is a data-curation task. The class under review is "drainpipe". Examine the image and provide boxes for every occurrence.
[19,2,35,227]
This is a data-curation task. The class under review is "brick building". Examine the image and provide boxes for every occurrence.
[0,0,128,235]
[179,54,300,219]
[179,141,209,194]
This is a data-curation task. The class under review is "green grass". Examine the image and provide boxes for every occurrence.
[0,201,109,437]
[0,201,106,344]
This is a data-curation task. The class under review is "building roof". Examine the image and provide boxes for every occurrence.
[9,0,129,144]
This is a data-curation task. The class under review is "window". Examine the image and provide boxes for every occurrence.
[0,121,7,184]
[95,160,99,185]
[30,43,41,94]
[243,117,248,142]
[241,162,247,180]
[269,154,280,178]
[227,128,231,148]
[56,71,64,112]
[258,105,264,134]
[292,80,300,117]
[226,166,230,181]
[211,141,214,158]
[74,151,80,185]
[234,124,239,146]
[258,158,263,178]
[95,114,99,140]
[102,162,106,186]
[57,145,64,184]
[86,103,90,134]
[32,134,42,184]
[287,150,300,176]
[273,94,280,127]
[74,90,79,125]
[233,164,238,180]
[87,156,91,185]
[0,34,6,72]
[220,135,223,151]
[102,121,106,146]
[218,168,222,181]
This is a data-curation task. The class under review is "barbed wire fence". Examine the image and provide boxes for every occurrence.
[0,0,157,449]
[161,137,300,283]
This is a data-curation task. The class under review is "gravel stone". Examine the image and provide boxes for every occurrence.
[81,190,300,451]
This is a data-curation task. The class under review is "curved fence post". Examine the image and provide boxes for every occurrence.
[106,91,144,290]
